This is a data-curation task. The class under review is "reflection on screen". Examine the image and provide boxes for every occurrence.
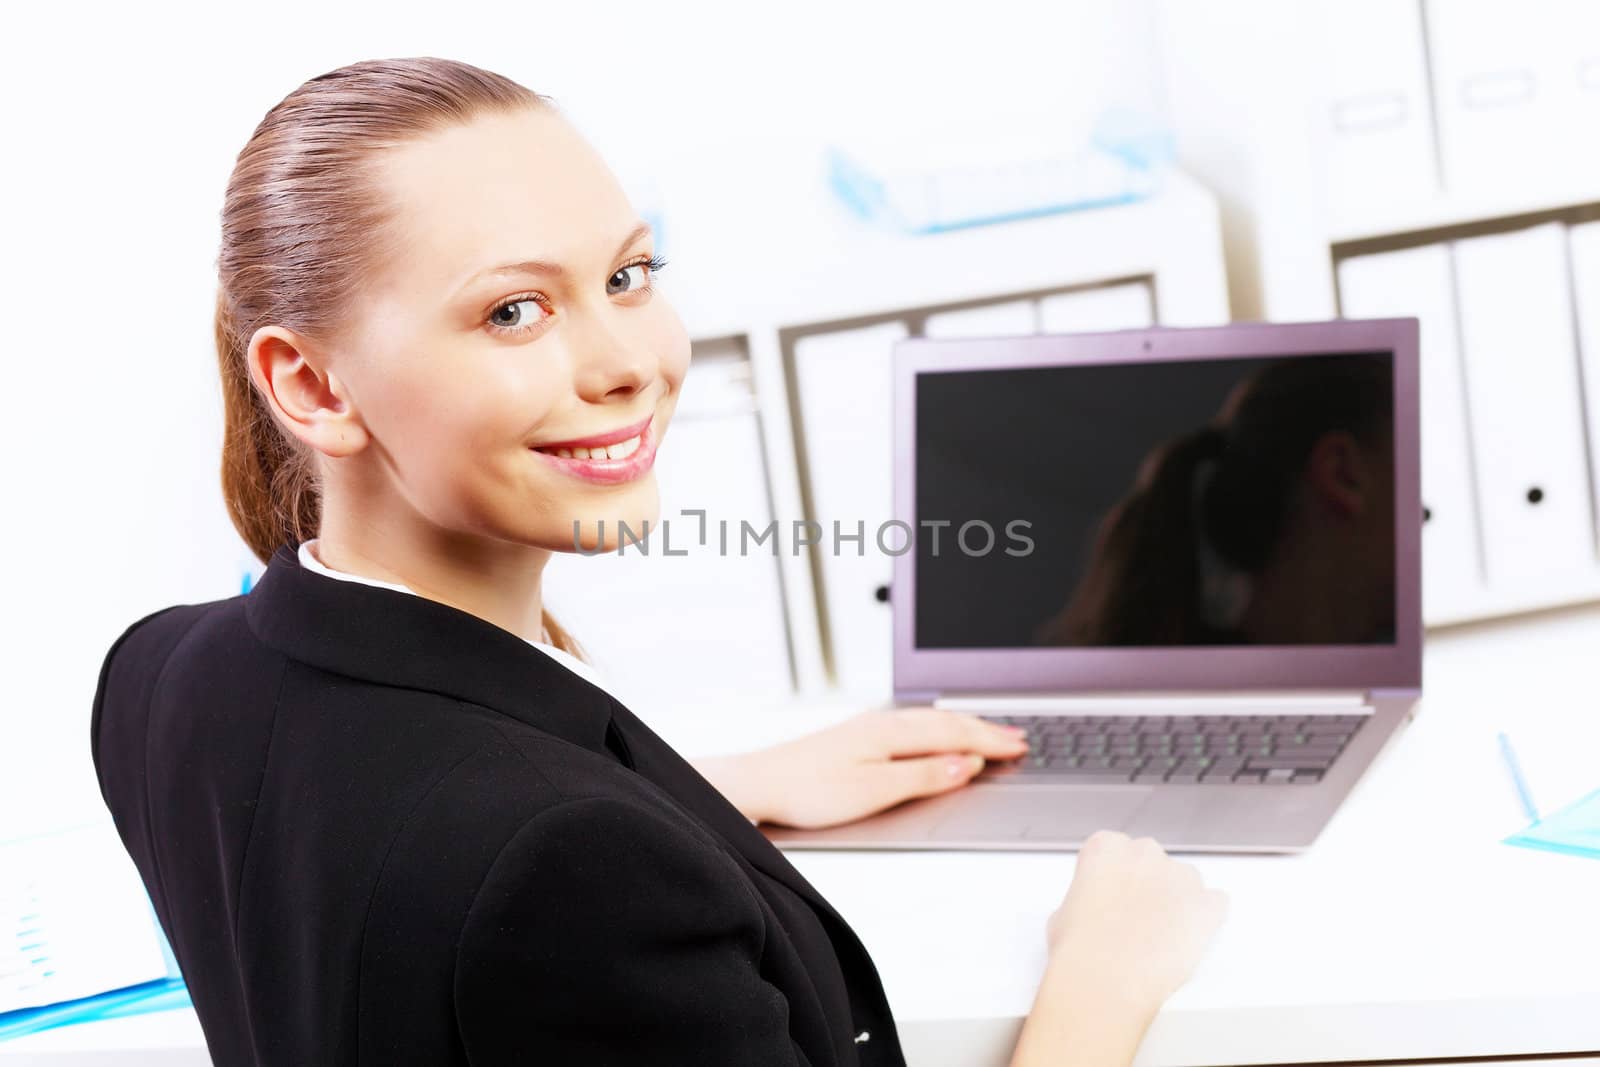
[914,352,1396,649]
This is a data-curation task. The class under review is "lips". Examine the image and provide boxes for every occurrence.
[532,413,654,453]
[530,413,658,485]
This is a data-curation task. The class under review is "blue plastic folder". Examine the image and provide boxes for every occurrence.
[0,846,191,1042]
[0,911,189,1041]
[1503,786,1600,860]
[0,977,190,1041]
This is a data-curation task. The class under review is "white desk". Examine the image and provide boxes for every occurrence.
[8,606,1600,1065]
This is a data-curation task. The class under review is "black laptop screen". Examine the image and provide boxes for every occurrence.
[913,352,1397,649]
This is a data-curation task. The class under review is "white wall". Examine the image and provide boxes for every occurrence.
[0,0,1175,836]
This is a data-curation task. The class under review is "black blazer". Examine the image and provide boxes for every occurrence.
[90,542,907,1066]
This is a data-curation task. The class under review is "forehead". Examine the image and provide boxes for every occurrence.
[371,107,635,293]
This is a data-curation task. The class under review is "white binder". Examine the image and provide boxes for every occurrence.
[923,299,1037,338]
[1548,0,1600,178]
[1451,223,1595,599]
[541,343,794,712]
[1424,0,1563,194]
[792,321,911,698]
[1036,282,1155,333]
[1569,221,1600,545]
[1314,0,1439,219]
[1337,244,1484,621]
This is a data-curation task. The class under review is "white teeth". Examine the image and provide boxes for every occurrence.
[606,435,641,460]
[538,433,642,461]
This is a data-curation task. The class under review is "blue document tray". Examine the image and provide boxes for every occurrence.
[1503,786,1600,860]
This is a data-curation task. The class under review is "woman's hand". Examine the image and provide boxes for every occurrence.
[1009,830,1227,1067]
[1044,829,1227,1008]
[706,706,1029,830]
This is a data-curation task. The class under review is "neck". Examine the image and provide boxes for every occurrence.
[315,502,552,647]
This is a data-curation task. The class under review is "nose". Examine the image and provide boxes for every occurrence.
[570,310,655,403]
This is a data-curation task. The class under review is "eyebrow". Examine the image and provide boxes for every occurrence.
[455,221,654,295]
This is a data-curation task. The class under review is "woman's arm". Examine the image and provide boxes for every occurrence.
[690,707,1029,828]
[1009,831,1228,1067]
[1009,955,1160,1067]
[687,752,772,823]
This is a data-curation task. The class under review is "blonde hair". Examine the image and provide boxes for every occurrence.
[216,56,582,655]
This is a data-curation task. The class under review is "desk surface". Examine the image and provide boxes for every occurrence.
[7,606,1600,1065]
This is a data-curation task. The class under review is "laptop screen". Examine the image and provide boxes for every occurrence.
[913,351,1396,650]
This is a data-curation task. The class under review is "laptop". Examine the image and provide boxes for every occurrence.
[764,317,1422,853]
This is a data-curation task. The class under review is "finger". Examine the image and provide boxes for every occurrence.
[886,706,1028,748]
[948,709,1034,750]
[1081,828,1128,856]
[877,707,1029,759]
[1130,835,1166,865]
[1165,858,1199,892]
[871,752,986,807]
[850,708,916,757]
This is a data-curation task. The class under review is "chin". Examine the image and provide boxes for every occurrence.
[561,516,661,553]
[556,481,663,554]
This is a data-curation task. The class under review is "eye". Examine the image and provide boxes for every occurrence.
[607,263,647,295]
[607,253,668,296]
[486,295,551,336]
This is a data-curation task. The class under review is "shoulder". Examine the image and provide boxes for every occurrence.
[91,595,263,742]
[92,599,228,741]
[99,600,210,669]
[96,596,243,695]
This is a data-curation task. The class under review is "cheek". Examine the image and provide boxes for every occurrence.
[654,311,692,392]
[381,359,555,478]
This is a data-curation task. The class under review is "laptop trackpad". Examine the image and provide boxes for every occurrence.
[927,787,1153,841]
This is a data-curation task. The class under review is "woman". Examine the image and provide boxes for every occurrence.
[90,57,1224,1065]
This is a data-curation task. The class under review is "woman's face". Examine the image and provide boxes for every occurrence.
[324,106,689,553]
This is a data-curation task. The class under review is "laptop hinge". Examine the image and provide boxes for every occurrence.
[933,690,1373,716]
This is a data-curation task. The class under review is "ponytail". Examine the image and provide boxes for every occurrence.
[1036,425,1228,646]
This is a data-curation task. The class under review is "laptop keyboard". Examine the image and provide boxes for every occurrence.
[975,713,1368,784]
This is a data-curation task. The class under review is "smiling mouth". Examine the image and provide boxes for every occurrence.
[532,434,642,461]
[528,413,658,484]
[531,412,653,455]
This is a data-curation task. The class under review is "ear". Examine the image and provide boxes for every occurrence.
[246,325,370,458]
[1304,430,1367,518]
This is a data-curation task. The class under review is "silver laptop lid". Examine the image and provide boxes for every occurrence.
[890,318,1422,702]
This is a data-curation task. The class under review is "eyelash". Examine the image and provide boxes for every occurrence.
[485,254,669,337]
